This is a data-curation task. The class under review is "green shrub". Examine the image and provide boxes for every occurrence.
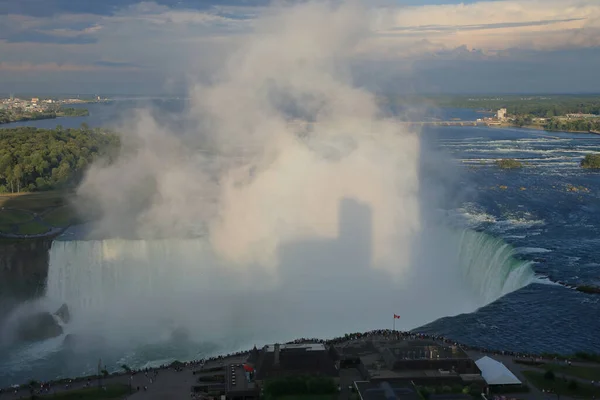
[544,370,555,381]
[568,380,578,390]
[581,154,600,169]
[495,159,523,169]
[574,351,600,362]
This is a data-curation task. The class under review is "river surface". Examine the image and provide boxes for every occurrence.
[0,104,599,387]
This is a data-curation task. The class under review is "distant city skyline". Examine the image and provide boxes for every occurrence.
[1,0,599,95]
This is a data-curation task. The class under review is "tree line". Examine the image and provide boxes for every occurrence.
[0,107,89,124]
[419,95,600,117]
[544,118,600,132]
[0,126,120,193]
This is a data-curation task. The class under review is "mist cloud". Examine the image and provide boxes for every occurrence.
[64,0,534,344]
[78,0,422,273]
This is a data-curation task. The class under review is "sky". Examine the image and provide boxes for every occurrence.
[1,0,599,95]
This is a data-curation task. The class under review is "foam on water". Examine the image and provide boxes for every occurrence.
[454,230,534,303]
[515,247,552,255]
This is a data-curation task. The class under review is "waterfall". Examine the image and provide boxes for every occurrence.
[44,228,533,341]
[455,230,534,303]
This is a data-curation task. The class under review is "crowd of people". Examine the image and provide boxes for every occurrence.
[287,329,576,362]
[0,328,592,397]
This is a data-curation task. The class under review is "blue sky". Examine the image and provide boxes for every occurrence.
[1,0,599,95]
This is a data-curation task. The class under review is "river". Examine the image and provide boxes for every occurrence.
[0,104,598,387]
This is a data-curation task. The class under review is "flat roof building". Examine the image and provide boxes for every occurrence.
[334,339,482,387]
[354,381,419,400]
[254,343,339,381]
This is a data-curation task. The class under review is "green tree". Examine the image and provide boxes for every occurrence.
[581,154,600,169]
[13,164,23,192]
[0,127,119,192]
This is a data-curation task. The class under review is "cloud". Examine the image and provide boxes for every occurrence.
[0,0,599,93]
[56,0,537,346]
[0,62,140,72]
[0,0,270,17]
[369,0,600,55]
[5,32,98,44]
[94,60,140,68]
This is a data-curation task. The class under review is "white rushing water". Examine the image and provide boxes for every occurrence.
[44,226,534,346]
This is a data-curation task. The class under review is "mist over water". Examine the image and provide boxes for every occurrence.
[64,1,533,340]
[0,1,537,385]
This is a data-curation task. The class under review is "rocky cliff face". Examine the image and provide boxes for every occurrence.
[0,239,52,319]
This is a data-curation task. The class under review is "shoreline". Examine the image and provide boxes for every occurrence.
[1,329,598,396]
[0,111,90,126]
[489,122,600,135]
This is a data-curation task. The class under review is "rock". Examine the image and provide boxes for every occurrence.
[16,311,63,342]
[576,285,600,295]
[54,303,70,324]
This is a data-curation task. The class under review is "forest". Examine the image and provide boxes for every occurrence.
[410,95,600,117]
[0,126,120,193]
[544,118,600,132]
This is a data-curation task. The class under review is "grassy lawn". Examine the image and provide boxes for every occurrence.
[39,384,131,399]
[0,191,76,235]
[545,364,600,381]
[523,370,600,398]
[0,209,33,224]
[42,205,77,227]
[17,221,50,235]
[0,191,71,212]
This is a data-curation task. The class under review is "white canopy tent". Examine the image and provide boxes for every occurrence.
[475,356,522,385]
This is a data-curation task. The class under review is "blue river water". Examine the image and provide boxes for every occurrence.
[419,126,600,354]
[0,103,599,387]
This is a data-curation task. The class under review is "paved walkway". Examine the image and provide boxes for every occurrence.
[0,366,199,400]
[0,355,250,400]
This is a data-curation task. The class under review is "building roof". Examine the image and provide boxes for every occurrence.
[355,381,420,400]
[264,343,326,352]
[226,364,256,394]
[382,341,469,361]
[475,357,521,386]
[255,343,338,380]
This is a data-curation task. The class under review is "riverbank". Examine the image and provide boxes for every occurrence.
[491,122,600,135]
[1,330,598,399]
[0,109,89,125]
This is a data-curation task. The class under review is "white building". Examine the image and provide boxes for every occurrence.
[497,108,507,120]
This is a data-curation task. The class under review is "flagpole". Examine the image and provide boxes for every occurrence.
[393,315,395,332]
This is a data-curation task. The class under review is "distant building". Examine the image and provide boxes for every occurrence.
[31,97,39,104]
[496,108,507,120]
[566,113,598,119]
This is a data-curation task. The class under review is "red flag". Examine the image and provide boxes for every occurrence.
[394,314,400,319]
